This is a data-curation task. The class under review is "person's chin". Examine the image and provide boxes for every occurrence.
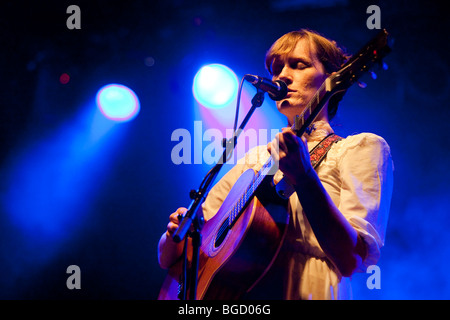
[277,99,291,108]
[277,99,297,113]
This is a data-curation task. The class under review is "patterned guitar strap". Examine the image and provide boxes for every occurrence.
[309,133,343,169]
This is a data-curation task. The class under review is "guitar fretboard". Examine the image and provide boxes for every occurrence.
[292,77,332,136]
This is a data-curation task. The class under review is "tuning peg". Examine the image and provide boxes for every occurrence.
[357,81,367,88]
[370,71,377,80]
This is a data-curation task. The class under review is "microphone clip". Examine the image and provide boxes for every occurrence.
[244,74,288,101]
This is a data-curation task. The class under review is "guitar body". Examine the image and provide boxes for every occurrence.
[158,169,289,300]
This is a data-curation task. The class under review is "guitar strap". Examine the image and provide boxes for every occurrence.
[309,133,342,169]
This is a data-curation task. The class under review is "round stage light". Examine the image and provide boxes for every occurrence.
[193,64,238,109]
[96,84,140,122]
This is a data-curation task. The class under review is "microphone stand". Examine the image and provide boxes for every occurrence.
[173,88,265,300]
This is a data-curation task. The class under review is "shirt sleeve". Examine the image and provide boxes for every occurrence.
[337,133,394,272]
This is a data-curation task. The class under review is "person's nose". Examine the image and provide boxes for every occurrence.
[274,65,293,85]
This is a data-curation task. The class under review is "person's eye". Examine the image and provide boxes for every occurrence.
[292,61,309,70]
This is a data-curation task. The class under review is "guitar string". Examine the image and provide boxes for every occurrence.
[291,78,328,132]
[216,157,273,242]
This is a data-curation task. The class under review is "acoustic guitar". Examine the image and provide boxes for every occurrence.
[158,29,391,300]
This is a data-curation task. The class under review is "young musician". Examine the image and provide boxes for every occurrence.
[158,29,393,299]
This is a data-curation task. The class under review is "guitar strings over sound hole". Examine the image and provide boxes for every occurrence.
[214,219,231,248]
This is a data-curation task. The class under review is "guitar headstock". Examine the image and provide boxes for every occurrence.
[328,29,391,94]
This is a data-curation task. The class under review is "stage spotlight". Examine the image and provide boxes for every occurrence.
[96,84,140,122]
[59,73,70,85]
[193,64,238,109]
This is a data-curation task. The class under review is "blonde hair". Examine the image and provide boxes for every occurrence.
[265,29,351,120]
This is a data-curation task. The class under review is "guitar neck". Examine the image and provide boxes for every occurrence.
[291,77,336,137]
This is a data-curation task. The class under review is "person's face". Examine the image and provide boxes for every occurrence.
[271,38,329,126]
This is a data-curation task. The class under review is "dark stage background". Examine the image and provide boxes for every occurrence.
[1,0,449,300]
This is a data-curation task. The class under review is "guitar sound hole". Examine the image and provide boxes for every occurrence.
[214,219,230,248]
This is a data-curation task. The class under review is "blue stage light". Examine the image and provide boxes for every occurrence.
[193,64,238,109]
[96,84,140,122]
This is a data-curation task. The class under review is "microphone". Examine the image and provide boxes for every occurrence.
[244,74,288,101]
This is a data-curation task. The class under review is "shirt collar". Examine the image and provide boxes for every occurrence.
[305,120,334,142]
